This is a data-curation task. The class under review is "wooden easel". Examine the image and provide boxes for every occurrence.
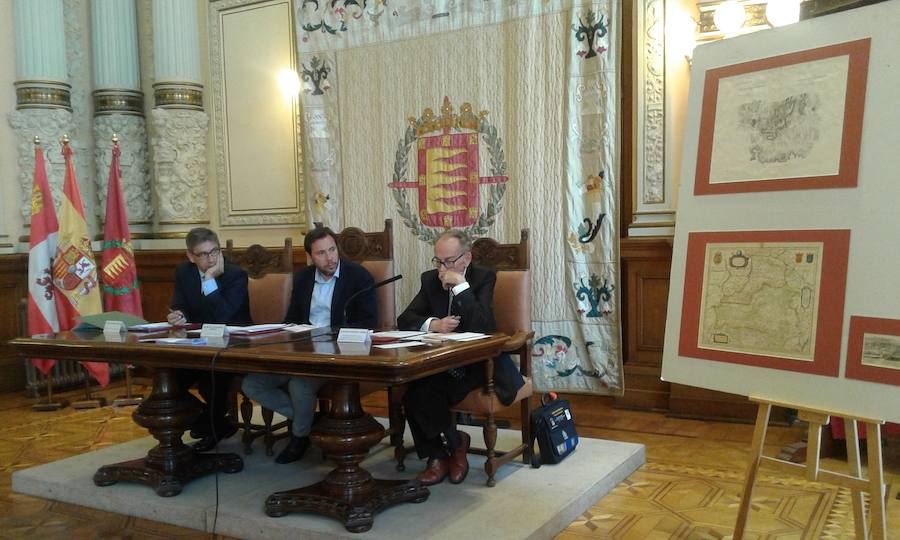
[31,370,69,412]
[734,396,888,539]
[111,366,143,407]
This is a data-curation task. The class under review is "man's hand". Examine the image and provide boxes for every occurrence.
[429,315,460,333]
[167,309,187,326]
[439,270,466,290]
[204,254,224,281]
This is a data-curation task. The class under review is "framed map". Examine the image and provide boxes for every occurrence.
[678,230,850,375]
[846,316,900,386]
[694,39,870,195]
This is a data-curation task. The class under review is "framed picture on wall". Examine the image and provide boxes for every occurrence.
[694,38,870,195]
[678,229,850,375]
[846,316,900,386]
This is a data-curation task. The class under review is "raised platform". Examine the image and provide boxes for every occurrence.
[12,422,644,539]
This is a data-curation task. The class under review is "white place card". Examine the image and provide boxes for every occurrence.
[103,320,126,338]
[200,324,228,338]
[337,328,370,343]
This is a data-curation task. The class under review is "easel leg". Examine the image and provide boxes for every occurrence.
[734,402,771,540]
[32,370,69,412]
[865,422,887,540]
[844,419,868,539]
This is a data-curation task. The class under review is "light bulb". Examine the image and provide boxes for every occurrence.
[766,0,801,27]
[714,1,746,34]
[277,69,301,98]
[668,9,698,61]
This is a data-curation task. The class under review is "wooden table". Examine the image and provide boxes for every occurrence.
[10,328,508,532]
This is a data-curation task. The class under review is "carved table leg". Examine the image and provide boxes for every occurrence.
[93,367,243,496]
[265,382,429,532]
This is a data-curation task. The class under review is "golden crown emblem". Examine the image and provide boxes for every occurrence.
[408,96,489,136]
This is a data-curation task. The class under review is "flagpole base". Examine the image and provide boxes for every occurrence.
[32,398,69,412]
[73,396,108,409]
[112,395,143,407]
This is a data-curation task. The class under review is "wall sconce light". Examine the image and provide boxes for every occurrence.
[277,68,301,99]
[697,0,806,42]
[765,0,802,26]
[669,8,699,63]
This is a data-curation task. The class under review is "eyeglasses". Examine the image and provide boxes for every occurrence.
[431,252,467,268]
[192,247,221,259]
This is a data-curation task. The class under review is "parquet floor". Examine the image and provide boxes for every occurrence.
[0,382,896,539]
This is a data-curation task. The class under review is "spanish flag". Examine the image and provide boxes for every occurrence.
[53,140,108,386]
[27,142,60,375]
[100,140,142,317]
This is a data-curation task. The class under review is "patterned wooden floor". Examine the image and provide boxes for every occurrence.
[0,383,896,539]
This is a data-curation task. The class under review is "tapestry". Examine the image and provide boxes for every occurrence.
[295,0,623,394]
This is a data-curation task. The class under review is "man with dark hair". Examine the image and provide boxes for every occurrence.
[168,227,251,451]
[398,229,524,485]
[242,226,377,464]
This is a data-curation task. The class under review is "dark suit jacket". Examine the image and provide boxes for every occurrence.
[171,260,252,325]
[398,264,524,405]
[283,258,377,328]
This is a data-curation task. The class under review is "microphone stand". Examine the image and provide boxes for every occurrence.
[340,274,403,329]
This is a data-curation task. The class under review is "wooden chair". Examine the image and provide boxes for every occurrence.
[224,238,293,455]
[393,229,534,485]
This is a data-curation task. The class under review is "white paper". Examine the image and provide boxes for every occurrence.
[284,323,324,333]
[225,323,288,335]
[372,330,426,339]
[128,321,172,331]
[139,337,209,345]
[374,341,428,349]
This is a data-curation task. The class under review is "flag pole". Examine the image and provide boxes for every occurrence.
[26,138,69,412]
[106,133,144,407]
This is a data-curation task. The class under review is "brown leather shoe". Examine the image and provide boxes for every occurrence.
[448,430,471,484]
[416,457,449,486]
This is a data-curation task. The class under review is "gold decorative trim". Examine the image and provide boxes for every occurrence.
[153,82,204,110]
[153,231,193,239]
[15,81,72,111]
[629,220,676,228]
[93,89,145,116]
[158,219,209,225]
[698,2,768,35]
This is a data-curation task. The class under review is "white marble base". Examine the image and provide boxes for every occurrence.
[13,420,644,539]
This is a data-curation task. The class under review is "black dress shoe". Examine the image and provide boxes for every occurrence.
[191,424,237,452]
[275,436,310,464]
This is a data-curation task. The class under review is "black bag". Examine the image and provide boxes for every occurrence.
[530,392,578,467]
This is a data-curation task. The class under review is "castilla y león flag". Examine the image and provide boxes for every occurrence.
[27,144,60,375]
[53,142,109,386]
[100,142,142,317]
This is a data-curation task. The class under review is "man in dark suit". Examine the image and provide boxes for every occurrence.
[167,227,252,451]
[242,226,377,464]
[398,229,525,486]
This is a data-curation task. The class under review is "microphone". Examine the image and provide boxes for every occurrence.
[341,274,402,328]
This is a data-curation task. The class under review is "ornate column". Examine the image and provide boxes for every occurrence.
[150,0,209,237]
[91,0,152,238]
[8,0,77,241]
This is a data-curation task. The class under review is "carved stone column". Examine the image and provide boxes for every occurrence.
[9,0,77,242]
[150,0,209,237]
[91,0,152,238]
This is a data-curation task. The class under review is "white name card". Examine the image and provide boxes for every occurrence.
[200,324,228,338]
[337,328,370,343]
[103,320,126,336]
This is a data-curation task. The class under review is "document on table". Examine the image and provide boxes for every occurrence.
[373,341,428,349]
[138,337,209,345]
[420,332,489,343]
[225,324,288,335]
[283,323,325,333]
[371,331,426,340]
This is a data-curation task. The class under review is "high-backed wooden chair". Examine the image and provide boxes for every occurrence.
[393,230,534,486]
[225,238,294,455]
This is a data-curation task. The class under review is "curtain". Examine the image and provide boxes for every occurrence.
[296,0,624,395]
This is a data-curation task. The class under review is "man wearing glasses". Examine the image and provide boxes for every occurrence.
[398,229,524,486]
[168,227,251,451]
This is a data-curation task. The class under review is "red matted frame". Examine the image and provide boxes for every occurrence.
[846,316,900,386]
[679,229,850,376]
[695,38,870,195]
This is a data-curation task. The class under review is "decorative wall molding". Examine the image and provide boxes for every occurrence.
[8,109,78,226]
[93,114,153,226]
[630,0,675,237]
[149,108,209,224]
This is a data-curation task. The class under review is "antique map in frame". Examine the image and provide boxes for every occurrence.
[846,316,900,387]
[679,230,850,375]
[695,39,870,195]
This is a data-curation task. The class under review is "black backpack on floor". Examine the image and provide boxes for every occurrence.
[529,392,578,468]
